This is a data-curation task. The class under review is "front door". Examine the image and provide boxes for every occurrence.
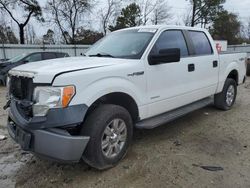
[145,29,217,118]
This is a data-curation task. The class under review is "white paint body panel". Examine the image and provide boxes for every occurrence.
[10,25,247,120]
[217,53,246,92]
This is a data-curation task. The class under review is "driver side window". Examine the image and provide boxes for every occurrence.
[150,30,189,57]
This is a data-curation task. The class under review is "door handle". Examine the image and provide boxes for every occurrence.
[213,60,218,68]
[188,64,195,72]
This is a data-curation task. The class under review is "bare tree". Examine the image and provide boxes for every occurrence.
[46,0,91,44]
[0,0,43,44]
[0,24,18,44]
[182,8,192,26]
[134,0,172,25]
[138,0,156,25]
[240,18,250,42]
[247,18,250,40]
[0,11,18,44]
[100,0,121,35]
[0,11,6,26]
[25,24,36,44]
[151,0,172,25]
[43,29,55,44]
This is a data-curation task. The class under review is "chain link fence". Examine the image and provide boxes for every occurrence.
[0,43,91,60]
[227,44,250,57]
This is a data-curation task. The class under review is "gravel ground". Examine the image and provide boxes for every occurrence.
[0,78,250,188]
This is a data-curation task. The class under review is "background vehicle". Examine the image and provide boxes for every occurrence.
[0,52,69,85]
[6,26,246,170]
[0,58,9,63]
[246,57,250,76]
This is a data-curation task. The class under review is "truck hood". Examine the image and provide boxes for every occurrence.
[9,57,126,83]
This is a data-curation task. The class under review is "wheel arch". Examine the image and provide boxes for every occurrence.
[217,67,239,94]
[84,92,140,123]
[227,69,239,85]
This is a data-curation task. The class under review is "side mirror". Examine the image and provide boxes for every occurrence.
[148,48,181,65]
[23,60,29,64]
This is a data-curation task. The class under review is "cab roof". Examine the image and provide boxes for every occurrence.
[115,25,208,33]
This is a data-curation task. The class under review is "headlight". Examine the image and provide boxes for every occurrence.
[33,86,75,117]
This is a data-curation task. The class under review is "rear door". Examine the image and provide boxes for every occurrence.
[187,30,219,96]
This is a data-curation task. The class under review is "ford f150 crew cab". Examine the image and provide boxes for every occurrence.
[5,26,246,169]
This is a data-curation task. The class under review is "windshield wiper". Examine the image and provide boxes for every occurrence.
[89,53,114,58]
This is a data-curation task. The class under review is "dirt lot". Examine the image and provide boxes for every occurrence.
[0,79,250,188]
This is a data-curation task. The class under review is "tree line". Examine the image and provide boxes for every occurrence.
[0,0,249,45]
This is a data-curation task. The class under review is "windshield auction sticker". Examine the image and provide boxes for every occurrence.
[138,28,158,33]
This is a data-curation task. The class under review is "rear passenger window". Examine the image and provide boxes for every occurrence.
[43,53,57,60]
[56,53,69,58]
[189,31,213,55]
[151,30,189,57]
[24,53,42,62]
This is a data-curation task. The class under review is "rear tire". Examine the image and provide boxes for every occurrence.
[81,104,133,170]
[214,78,237,111]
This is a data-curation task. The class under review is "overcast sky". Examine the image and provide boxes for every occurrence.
[25,0,250,37]
[168,0,250,22]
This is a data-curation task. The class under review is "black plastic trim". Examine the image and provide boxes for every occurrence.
[182,30,196,56]
[136,97,213,129]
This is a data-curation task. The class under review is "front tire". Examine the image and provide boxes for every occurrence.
[214,78,237,110]
[81,104,133,170]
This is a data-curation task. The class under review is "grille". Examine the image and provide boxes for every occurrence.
[9,76,33,100]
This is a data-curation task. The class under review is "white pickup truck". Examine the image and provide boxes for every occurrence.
[5,26,246,169]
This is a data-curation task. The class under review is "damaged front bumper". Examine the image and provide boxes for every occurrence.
[7,100,89,162]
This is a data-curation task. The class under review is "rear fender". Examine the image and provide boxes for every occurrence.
[216,61,239,93]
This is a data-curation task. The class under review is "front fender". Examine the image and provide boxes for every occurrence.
[51,61,147,119]
[71,76,146,107]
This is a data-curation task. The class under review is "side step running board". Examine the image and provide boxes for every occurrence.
[135,97,213,129]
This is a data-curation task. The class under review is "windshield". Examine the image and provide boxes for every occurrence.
[85,29,156,59]
[7,53,27,63]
